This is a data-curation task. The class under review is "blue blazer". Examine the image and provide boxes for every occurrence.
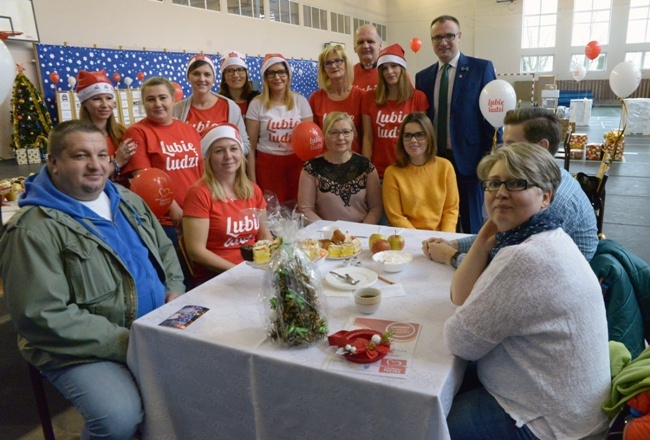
[415,53,501,177]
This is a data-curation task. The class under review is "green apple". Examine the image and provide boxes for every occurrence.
[388,230,405,250]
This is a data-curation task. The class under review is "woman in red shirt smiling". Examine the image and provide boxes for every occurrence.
[183,124,271,283]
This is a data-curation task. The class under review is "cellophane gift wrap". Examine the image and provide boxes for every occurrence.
[260,212,327,347]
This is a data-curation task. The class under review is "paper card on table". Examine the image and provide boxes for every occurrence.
[325,317,421,378]
[159,305,209,329]
[379,283,406,298]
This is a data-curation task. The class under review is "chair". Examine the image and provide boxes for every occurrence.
[27,362,56,440]
[576,172,608,236]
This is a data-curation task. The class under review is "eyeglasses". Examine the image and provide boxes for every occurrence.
[327,129,354,138]
[324,58,344,69]
[480,179,535,192]
[403,132,426,142]
[224,68,246,76]
[265,69,288,79]
[431,33,458,44]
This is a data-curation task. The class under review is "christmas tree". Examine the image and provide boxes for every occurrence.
[11,66,53,157]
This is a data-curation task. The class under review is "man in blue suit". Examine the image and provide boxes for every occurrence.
[416,15,500,234]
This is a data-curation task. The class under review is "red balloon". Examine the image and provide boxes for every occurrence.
[137,71,145,81]
[410,37,422,53]
[49,71,60,83]
[130,168,174,218]
[291,122,324,161]
[172,82,183,101]
[112,72,121,83]
[585,41,601,60]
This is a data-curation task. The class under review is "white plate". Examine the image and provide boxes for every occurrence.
[326,249,362,260]
[245,249,328,271]
[325,267,378,291]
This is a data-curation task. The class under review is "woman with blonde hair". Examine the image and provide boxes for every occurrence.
[383,113,458,231]
[309,45,364,153]
[361,43,428,178]
[245,53,313,204]
[298,112,382,223]
[76,70,136,185]
[183,123,271,283]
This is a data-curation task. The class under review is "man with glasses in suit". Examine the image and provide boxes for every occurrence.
[416,15,500,234]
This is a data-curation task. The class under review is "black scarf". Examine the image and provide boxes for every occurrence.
[489,209,563,260]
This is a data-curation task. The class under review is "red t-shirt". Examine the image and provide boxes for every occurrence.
[353,63,378,92]
[183,182,267,277]
[184,99,230,134]
[236,101,249,117]
[361,89,429,177]
[309,87,364,153]
[123,118,204,224]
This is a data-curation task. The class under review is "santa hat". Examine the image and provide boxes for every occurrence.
[76,70,114,103]
[377,44,407,69]
[201,123,244,157]
[187,54,216,77]
[220,50,248,74]
[260,53,291,78]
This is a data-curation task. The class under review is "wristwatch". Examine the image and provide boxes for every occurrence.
[113,160,121,176]
[450,251,461,269]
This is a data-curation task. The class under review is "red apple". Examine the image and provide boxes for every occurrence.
[387,230,405,250]
[368,232,386,251]
[371,239,391,254]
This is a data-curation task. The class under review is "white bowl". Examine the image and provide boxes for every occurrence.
[372,250,413,273]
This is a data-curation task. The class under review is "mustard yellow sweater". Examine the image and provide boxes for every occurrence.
[382,158,459,231]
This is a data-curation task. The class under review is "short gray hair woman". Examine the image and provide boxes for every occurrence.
[444,142,611,439]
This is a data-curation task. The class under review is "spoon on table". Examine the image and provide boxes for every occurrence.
[329,271,360,285]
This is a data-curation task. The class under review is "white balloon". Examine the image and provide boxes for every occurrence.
[0,39,16,105]
[609,61,641,98]
[479,79,517,128]
[124,76,133,86]
[67,76,77,88]
[572,65,587,82]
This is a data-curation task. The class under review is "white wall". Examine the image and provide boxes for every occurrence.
[1,0,646,159]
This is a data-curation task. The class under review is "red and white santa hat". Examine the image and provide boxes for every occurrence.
[220,50,248,74]
[200,123,244,157]
[187,54,216,77]
[260,53,291,78]
[76,70,114,103]
[377,44,407,69]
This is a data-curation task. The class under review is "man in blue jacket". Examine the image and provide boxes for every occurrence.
[0,120,185,439]
[416,15,500,234]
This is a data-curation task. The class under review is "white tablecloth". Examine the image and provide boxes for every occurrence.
[127,220,467,440]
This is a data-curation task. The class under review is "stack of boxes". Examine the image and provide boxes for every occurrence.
[603,130,625,161]
[569,133,588,159]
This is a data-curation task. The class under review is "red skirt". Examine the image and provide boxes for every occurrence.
[255,151,304,205]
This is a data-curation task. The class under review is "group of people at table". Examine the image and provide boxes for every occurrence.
[0,14,614,440]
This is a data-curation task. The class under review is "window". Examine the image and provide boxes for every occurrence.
[626,51,650,69]
[331,12,351,35]
[627,0,650,43]
[304,5,327,31]
[571,53,607,71]
[227,0,264,18]
[269,0,299,25]
[521,0,557,48]
[352,19,387,41]
[373,23,387,41]
[172,0,219,10]
[521,55,554,73]
[571,0,612,46]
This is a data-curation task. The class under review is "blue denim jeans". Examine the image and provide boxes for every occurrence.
[42,361,143,440]
[447,363,539,440]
